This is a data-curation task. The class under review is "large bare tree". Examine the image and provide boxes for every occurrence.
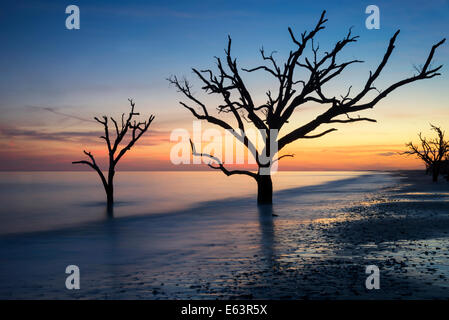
[169,11,445,204]
[402,124,449,182]
[73,99,155,211]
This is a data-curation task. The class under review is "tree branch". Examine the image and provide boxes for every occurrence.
[189,139,257,179]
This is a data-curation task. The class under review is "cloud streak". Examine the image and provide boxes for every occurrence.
[25,106,96,123]
[377,152,398,157]
[0,125,170,146]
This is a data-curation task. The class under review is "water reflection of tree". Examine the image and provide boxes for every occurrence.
[257,205,276,269]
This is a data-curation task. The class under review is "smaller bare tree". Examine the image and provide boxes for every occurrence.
[443,155,449,182]
[73,99,155,211]
[402,124,449,182]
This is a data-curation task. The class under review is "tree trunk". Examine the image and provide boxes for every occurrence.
[432,167,439,182]
[257,174,273,204]
[106,189,113,215]
[106,187,114,206]
[106,165,115,214]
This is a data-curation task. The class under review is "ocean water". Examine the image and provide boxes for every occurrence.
[0,171,400,299]
[0,171,373,235]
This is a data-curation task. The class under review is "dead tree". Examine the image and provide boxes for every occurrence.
[73,99,155,210]
[169,10,445,204]
[402,125,449,182]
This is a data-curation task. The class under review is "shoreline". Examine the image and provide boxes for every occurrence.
[0,171,371,236]
[0,171,377,237]
[1,171,448,299]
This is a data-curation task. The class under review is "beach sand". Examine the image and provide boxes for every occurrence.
[0,170,448,299]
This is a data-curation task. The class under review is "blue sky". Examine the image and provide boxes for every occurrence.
[1,0,447,110]
[0,0,448,170]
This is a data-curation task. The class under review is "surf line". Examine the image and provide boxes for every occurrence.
[181,304,215,318]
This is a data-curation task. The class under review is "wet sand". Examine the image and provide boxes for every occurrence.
[1,171,448,299]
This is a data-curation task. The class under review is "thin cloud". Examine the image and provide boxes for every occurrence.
[0,126,103,142]
[25,106,96,123]
[377,152,398,157]
[0,125,170,146]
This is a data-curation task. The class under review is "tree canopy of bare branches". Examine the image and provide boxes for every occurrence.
[169,10,445,204]
[73,99,155,211]
[402,124,449,182]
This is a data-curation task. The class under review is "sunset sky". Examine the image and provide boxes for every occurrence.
[1,0,448,171]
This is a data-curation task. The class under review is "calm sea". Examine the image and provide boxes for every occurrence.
[0,171,372,235]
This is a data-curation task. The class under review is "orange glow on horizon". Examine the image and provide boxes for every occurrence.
[0,99,446,172]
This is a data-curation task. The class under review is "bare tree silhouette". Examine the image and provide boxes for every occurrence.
[73,99,155,211]
[169,10,445,204]
[441,158,449,182]
[402,124,449,182]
